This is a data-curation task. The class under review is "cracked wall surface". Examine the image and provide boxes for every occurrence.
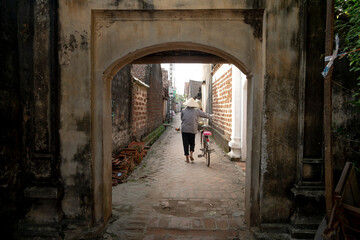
[0,0,335,238]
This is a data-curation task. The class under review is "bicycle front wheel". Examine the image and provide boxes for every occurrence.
[206,143,210,167]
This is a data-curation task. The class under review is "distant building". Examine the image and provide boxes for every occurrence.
[131,64,147,82]
[184,82,189,98]
[161,68,170,121]
[184,80,202,100]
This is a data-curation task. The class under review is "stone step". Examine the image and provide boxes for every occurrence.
[144,227,241,239]
[15,222,61,240]
[17,186,63,239]
[24,186,61,199]
[146,216,246,232]
[289,226,316,239]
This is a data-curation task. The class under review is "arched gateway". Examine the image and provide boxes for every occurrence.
[89,7,262,230]
[19,1,326,239]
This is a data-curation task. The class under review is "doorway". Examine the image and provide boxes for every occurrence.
[108,59,251,238]
[91,9,262,228]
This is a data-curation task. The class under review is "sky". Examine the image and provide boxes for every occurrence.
[161,63,204,95]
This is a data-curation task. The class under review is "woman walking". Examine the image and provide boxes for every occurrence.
[181,98,211,163]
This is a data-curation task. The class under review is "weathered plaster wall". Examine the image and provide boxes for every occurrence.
[111,65,132,155]
[260,1,300,222]
[58,0,94,233]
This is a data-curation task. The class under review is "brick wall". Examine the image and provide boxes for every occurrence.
[131,64,164,137]
[212,66,232,139]
[132,82,148,140]
[146,64,164,133]
[112,65,132,155]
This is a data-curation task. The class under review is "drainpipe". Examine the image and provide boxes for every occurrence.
[324,0,334,221]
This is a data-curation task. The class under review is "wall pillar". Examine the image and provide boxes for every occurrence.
[241,77,248,162]
[228,66,242,160]
[290,1,326,239]
[18,0,63,238]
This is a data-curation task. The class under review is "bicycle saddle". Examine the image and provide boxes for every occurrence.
[203,131,212,136]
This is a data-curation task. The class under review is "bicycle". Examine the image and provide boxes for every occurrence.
[198,118,214,167]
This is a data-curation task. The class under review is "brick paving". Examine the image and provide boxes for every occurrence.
[102,114,253,240]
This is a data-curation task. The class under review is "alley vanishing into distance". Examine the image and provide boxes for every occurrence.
[4,2,360,239]
[103,114,252,240]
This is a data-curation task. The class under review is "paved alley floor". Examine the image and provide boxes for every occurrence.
[102,114,254,240]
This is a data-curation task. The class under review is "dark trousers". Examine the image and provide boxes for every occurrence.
[182,132,195,156]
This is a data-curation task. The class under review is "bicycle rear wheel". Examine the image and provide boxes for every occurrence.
[203,137,207,157]
[206,143,210,167]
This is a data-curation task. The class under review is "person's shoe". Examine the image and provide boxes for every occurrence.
[190,156,194,161]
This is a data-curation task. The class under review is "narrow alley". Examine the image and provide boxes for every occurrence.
[4,1,360,239]
[103,114,253,240]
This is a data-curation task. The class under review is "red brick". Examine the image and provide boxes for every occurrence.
[203,218,216,230]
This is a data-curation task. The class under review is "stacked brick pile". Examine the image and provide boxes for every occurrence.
[112,155,131,186]
[112,141,148,186]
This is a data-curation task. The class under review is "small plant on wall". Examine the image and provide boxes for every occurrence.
[335,0,360,107]
[335,0,360,174]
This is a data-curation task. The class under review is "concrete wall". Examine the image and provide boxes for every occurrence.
[111,65,132,155]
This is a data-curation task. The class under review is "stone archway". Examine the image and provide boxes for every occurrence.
[91,9,263,227]
[57,1,311,238]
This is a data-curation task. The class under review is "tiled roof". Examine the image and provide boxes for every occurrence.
[131,64,147,81]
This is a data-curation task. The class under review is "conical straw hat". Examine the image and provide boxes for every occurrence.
[183,98,200,108]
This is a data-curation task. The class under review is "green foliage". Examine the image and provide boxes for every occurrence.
[143,125,165,146]
[175,93,185,103]
[335,0,360,106]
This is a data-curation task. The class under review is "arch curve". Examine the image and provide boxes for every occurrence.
[103,42,251,81]
[90,9,263,230]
